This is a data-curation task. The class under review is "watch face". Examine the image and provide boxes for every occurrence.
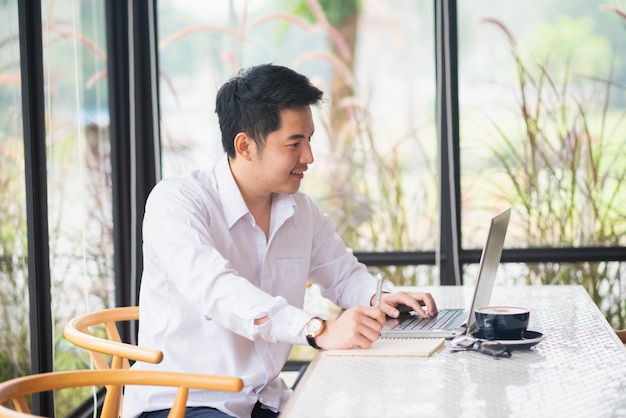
[306,318,322,334]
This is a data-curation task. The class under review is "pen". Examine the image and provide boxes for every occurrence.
[375,273,384,308]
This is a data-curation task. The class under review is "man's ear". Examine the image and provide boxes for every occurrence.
[233,132,254,161]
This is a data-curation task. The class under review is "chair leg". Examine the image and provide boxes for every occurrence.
[101,384,123,418]
[291,363,310,390]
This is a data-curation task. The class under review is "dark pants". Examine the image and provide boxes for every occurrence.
[138,402,278,418]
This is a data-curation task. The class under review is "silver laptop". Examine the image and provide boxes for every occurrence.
[380,207,511,339]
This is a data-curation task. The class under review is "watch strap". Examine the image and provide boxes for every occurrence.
[306,334,322,350]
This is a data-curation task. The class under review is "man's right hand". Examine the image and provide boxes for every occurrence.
[315,305,385,350]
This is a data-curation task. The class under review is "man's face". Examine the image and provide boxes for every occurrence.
[253,106,315,195]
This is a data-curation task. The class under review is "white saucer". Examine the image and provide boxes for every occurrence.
[470,330,545,350]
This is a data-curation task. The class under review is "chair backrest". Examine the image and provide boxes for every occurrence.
[0,369,243,418]
[63,306,162,370]
[63,307,165,417]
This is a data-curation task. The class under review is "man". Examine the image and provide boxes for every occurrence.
[123,64,438,418]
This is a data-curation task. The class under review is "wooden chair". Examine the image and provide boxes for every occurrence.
[0,369,243,418]
[63,306,162,370]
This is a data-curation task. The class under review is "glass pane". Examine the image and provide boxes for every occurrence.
[464,261,626,330]
[40,0,112,413]
[0,0,30,383]
[458,1,626,249]
[157,0,438,254]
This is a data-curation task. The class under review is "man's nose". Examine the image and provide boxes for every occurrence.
[301,141,314,164]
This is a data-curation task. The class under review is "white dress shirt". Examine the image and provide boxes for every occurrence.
[122,154,379,418]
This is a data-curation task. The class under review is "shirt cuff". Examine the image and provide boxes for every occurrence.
[266,301,316,345]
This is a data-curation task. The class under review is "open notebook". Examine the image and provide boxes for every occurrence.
[323,338,445,357]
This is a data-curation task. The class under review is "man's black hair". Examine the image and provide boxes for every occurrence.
[215,64,324,158]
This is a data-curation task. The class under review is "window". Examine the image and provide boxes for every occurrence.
[1,0,112,414]
[458,0,626,328]
[3,2,625,415]
[0,0,29,386]
[458,0,626,249]
[157,1,438,253]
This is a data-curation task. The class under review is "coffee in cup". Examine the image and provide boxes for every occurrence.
[474,306,530,340]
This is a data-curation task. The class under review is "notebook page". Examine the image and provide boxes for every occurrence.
[323,337,445,357]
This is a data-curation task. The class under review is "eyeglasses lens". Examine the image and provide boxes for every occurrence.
[477,341,511,358]
[450,336,511,359]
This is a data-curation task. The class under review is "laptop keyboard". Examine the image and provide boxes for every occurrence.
[393,309,464,331]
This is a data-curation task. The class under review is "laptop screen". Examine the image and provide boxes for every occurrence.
[464,207,511,334]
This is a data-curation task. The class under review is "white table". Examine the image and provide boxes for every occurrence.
[280,285,626,418]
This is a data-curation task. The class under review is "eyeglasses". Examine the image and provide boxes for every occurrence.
[450,335,511,359]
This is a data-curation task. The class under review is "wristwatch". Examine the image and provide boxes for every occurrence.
[304,317,326,350]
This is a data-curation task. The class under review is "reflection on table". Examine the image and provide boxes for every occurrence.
[281,285,626,418]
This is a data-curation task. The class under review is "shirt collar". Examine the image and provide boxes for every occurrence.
[215,154,299,229]
[216,154,249,228]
